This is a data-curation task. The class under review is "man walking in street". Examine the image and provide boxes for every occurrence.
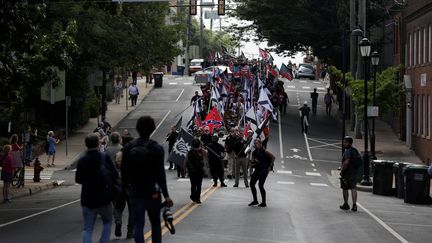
[232,132,249,188]
[324,88,335,116]
[299,101,311,134]
[339,136,362,212]
[76,133,118,243]
[207,134,227,187]
[224,128,237,179]
[165,126,178,170]
[121,116,173,243]
[310,88,319,115]
[128,83,139,106]
[105,132,134,239]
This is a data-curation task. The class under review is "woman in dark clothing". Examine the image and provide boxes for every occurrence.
[185,139,205,203]
[249,139,275,207]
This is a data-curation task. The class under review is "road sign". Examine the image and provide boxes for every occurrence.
[367,106,379,117]
[205,11,220,19]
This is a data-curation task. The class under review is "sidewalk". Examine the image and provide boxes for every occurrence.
[1,77,158,201]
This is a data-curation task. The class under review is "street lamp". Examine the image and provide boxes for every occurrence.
[359,37,372,186]
[370,51,380,159]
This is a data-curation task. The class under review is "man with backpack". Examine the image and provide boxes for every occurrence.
[339,136,362,212]
[75,133,118,243]
[324,88,335,116]
[121,116,173,243]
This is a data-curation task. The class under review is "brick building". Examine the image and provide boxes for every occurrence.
[396,0,432,162]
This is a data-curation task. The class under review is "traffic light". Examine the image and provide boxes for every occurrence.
[190,0,197,15]
[217,0,225,15]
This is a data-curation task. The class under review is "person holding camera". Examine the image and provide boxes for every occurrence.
[248,139,275,207]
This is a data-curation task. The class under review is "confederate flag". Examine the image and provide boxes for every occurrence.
[280,63,293,81]
[201,107,223,133]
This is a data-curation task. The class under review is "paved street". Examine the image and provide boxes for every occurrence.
[0,77,431,243]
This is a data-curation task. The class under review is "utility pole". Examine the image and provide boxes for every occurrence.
[200,0,204,58]
[210,0,214,30]
[185,7,191,76]
[349,0,356,76]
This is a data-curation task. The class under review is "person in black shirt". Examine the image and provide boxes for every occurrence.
[310,88,319,115]
[165,126,178,170]
[339,136,361,212]
[121,116,173,243]
[299,101,311,134]
[207,135,227,187]
[76,133,118,243]
[185,139,205,203]
[190,91,201,105]
[249,139,275,207]
[200,126,212,147]
[121,129,134,146]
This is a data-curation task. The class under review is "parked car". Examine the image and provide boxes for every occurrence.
[296,63,315,80]
[194,66,232,84]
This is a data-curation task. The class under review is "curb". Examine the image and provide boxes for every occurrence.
[330,170,373,192]
[2,180,65,201]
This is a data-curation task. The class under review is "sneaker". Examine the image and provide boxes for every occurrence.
[248,201,259,206]
[195,200,202,204]
[339,203,350,210]
[351,204,357,212]
[212,183,217,187]
[245,184,249,188]
[115,224,122,237]
[233,184,239,187]
[258,203,267,207]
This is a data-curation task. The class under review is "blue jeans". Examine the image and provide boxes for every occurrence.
[82,203,113,243]
[130,196,162,243]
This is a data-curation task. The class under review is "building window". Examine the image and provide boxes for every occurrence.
[423,27,426,64]
[414,31,417,66]
[428,25,432,62]
[418,30,421,65]
[409,33,412,67]
[423,95,426,136]
[428,95,431,138]
[418,95,421,135]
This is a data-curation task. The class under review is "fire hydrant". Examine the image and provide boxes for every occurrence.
[33,158,44,182]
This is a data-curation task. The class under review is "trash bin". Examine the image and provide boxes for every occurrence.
[403,165,432,204]
[177,66,185,76]
[393,162,413,198]
[153,72,164,88]
[372,160,396,196]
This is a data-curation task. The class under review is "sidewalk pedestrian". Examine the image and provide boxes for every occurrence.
[339,136,361,212]
[249,138,275,207]
[46,131,60,167]
[114,78,122,104]
[207,134,227,187]
[324,88,335,116]
[299,101,311,134]
[75,133,118,243]
[128,83,139,107]
[310,88,318,115]
[10,134,23,168]
[121,116,173,243]
[165,126,178,170]
[185,139,205,203]
[1,145,14,203]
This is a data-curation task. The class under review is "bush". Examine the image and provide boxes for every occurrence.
[86,93,101,118]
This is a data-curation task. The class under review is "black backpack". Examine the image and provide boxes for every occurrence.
[97,153,121,201]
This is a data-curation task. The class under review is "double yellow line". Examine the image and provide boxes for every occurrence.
[145,184,219,242]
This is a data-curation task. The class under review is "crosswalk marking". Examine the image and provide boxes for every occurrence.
[302,86,311,89]
[313,81,321,84]
[306,172,321,176]
[183,82,192,85]
[287,85,296,89]
[317,87,325,90]
[281,165,285,169]
[277,170,292,174]
[310,183,328,187]
[299,80,307,83]
[177,178,190,182]
[169,82,177,85]
[277,181,295,185]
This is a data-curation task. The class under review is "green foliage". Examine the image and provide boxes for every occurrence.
[86,93,101,118]
[328,65,404,120]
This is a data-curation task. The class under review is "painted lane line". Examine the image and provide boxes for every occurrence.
[0,199,80,228]
[304,133,313,161]
[302,86,311,89]
[277,170,292,174]
[357,203,409,243]
[313,168,317,172]
[299,80,307,83]
[306,172,321,176]
[310,183,328,187]
[183,82,192,85]
[168,82,177,85]
[277,181,295,185]
[175,89,185,102]
[281,160,284,164]
[313,81,321,84]
[311,163,315,167]
[177,178,190,182]
[150,110,171,138]
[278,111,284,159]
[281,165,285,169]
[287,85,296,88]
[317,87,325,90]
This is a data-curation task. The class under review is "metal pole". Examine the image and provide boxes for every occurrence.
[185,12,191,76]
[200,0,203,58]
[342,29,346,156]
[361,56,372,186]
[371,65,377,159]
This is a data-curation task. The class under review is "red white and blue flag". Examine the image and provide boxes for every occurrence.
[201,107,223,133]
[280,63,293,80]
